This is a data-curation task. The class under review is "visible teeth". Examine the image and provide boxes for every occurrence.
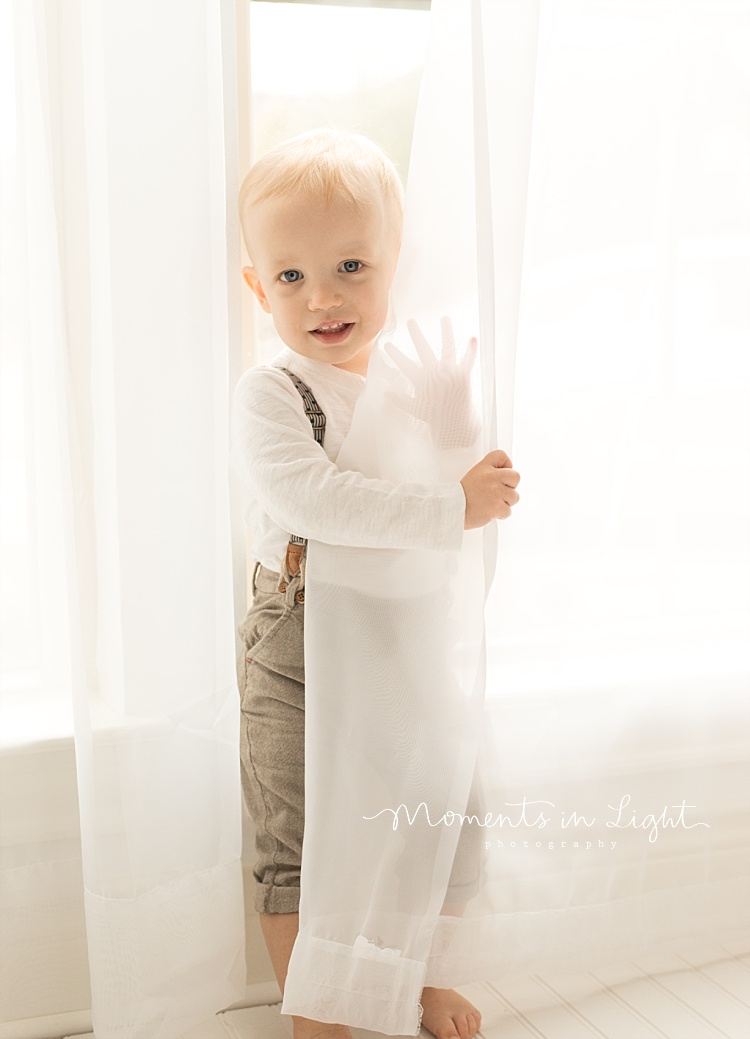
[316,322,346,332]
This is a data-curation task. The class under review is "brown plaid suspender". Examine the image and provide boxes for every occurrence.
[280,368,326,455]
[277,368,326,588]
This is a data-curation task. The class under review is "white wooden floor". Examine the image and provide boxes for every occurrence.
[66,942,750,1039]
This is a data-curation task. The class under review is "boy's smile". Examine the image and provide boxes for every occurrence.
[309,320,353,345]
[242,191,400,376]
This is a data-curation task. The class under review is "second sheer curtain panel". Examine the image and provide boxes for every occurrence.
[280,0,750,1033]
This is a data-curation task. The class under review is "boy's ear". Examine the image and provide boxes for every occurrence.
[242,266,272,313]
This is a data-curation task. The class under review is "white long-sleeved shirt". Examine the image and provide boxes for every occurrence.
[230,345,466,572]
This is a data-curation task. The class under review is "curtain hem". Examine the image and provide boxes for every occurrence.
[281,931,425,1035]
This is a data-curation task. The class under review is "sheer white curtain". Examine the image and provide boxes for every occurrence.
[2,1,245,1035]
[3,0,748,1036]
[281,0,750,1033]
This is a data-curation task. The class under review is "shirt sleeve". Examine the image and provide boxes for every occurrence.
[231,367,466,553]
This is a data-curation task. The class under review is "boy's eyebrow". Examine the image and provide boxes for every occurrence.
[267,242,378,268]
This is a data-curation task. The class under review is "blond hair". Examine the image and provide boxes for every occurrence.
[239,128,404,259]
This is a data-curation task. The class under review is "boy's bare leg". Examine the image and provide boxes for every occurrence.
[418,901,482,1039]
[259,911,352,1039]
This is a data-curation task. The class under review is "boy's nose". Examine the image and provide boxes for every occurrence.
[307,280,342,312]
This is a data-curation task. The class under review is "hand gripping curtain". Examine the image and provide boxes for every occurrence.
[281,0,750,1033]
[8,2,246,1036]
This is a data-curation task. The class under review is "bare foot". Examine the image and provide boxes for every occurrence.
[291,1016,352,1039]
[419,986,482,1039]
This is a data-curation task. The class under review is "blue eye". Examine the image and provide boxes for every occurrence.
[340,260,363,273]
[280,269,302,283]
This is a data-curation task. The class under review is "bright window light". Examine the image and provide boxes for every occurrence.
[249,0,431,181]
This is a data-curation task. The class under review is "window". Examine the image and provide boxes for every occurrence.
[245,0,431,361]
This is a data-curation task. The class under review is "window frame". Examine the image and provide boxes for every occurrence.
[252,0,430,10]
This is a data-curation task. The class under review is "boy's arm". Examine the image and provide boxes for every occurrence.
[231,367,466,552]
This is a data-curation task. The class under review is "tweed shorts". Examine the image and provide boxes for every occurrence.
[238,562,306,914]
[238,562,484,915]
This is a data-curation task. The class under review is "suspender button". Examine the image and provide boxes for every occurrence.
[295,590,305,603]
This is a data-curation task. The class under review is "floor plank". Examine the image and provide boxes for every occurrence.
[693,959,750,1006]
[589,966,737,1039]
[456,982,542,1039]
[529,973,668,1039]
[220,1004,291,1038]
[719,941,750,960]
[487,975,613,1039]
[62,958,750,1039]
[645,969,750,1038]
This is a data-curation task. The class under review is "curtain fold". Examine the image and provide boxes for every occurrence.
[282,1,538,1031]
[6,1,246,1035]
[281,0,750,1033]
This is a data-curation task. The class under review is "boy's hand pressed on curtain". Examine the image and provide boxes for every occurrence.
[384,314,520,527]
[383,315,482,449]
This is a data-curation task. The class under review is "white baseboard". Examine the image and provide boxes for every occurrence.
[0,1009,92,1039]
[226,980,283,1010]
[0,983,283,1039]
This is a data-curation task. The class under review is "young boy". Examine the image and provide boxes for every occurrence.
[232,128,520,1039]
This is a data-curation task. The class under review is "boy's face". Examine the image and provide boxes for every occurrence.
[242,191,399,376]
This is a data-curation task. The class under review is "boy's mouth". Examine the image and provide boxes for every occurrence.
[309,321,353,345]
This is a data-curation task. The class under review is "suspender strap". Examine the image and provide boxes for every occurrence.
[277,368,327,588]
[280,368,326,451]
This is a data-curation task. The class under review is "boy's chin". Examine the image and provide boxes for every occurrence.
[286,338,375,369]
[331,343,375,376]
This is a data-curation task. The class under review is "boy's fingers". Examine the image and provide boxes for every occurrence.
[485,449,512,469]
[500,468,520,488]
[439,315,457,366]
[406,318,437,369]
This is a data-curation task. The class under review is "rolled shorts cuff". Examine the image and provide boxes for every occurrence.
[254,878,301,915]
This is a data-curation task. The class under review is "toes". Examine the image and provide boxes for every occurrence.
[444,1014,467,1039]
[434,1021,462,1039]
[460,1010,481,1039]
